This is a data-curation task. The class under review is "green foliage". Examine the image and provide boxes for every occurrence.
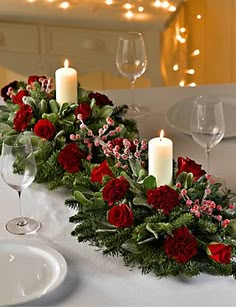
[2,76,236,281]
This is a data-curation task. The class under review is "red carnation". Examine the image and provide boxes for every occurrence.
[147,185,180,215]
[91,160,114,184]
[58,143,85,173]
[88,92,113,106]
[13,104,33,132]
[34,119,56,140]
[108,204,134,228]
[102,176,130,205]
[12,90,30,106]
[74,102,92,121]
[164,226,198,263]
[176,157,206,181]
[207,242,232,264]
[28,75,47,85]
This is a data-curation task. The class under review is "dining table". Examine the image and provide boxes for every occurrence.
[1,83,236,306]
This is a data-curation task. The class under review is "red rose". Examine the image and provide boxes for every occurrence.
[58,143,85,173]
[1,80,18,101]
[91,160,114,184]
[74,102,92,121]
[12,90,30,106]
[147,185,180,215]
[13,104,33,132]
[207,242,232,264]
[164,226,198,263]
[34,119,56,140]
[102,176,130,205]
[108,203,134,228]
[88,92,113,106]
[28,75,47,85]
[176,157,206,181]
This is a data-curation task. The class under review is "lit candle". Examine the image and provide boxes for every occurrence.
[55,59,78,105]
[148,129,173,186]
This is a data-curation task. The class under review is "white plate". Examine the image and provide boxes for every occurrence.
[166,96,236,138]
[0,239,67,306]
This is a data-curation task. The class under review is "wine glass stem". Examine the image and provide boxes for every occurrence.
[206,149,211,174]
[130,81,139,112]
[17,191,27,227]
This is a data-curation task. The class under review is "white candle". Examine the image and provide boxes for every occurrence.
[148,129,173,186]
[55,59,78,105]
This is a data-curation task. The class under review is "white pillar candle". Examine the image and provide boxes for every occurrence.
[148,129,173,186]
[55,59,78,105]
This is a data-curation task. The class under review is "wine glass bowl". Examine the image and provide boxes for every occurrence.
[190,96,225,173]
[0,134,40,235]
[116,32,147,86]
[116,32,148,117]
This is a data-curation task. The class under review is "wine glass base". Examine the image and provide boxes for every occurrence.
[127,104,150,119]
[6,217,41,235]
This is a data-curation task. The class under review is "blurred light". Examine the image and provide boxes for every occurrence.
[153,0,161,7]
[196,14,202,19]
[176,34,186,44]
[179,80,185,87]
[192,49,200,56]
[189,82,197,87]
[168,5,176,12]
[105,0,113,4]
[125,10,133,18]
[161,1,170,8]
[60,1,70,9]
[180,27,186,33]
[173,64,179,71]
[138,6,144,12]
[124,3,132,9]
[186,69,195,75]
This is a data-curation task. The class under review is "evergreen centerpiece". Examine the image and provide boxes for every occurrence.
[1,76,236,279]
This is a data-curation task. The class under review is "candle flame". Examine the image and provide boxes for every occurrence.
[160,129,164,140]
[64,59,69,68]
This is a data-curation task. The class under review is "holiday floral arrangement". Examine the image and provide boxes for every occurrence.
[1,75,236,279]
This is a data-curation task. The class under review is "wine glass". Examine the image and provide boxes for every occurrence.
[116,32,148,118]
[0,134,40,235]
[190,96,225,173]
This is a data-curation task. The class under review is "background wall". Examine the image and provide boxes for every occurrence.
[0,21,161,90]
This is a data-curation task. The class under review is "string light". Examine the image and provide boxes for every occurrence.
[24,1,178,21]
[138,6,144,13]
[125,10,133,18]
[189,82,197,87]
[168,5,176,12]
[153,0,162,7]
[179,27,186,33]
[196,14,202,20]
[124,3,132,10]
[186,69,195,75]
[179,80,185,87]
[161,1,170,8]
[192,49,200,56]
[173,64,179,71]
[60,1,70,9]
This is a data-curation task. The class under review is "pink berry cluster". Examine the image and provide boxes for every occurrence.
[27,77,53,93]
[176,176,232,229]
[70,115,147,169]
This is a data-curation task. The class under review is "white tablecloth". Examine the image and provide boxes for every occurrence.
[1,84,236,306]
